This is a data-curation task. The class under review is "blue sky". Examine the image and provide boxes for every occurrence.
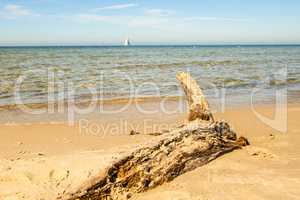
[0,0,299,45]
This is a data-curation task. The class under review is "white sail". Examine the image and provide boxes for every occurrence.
[124,38,131,46]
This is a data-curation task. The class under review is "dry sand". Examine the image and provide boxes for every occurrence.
[0,103,299,200]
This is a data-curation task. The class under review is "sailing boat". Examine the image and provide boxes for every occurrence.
[124,38,131,46]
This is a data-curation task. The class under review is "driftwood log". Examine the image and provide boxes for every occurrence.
[65,72,248,200]
[176,72,214,122]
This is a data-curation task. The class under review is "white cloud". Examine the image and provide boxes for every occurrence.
[75,8,253,32]
[77,14,115,22]
[76,13,188,33]
[93,3,138,11]
[0,4,34,19]
[184,17,253,22]
[76,13,170,30]
[144,9,174,17]
[4,4,31,17]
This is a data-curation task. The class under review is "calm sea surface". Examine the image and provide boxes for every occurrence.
[0,45,300,107]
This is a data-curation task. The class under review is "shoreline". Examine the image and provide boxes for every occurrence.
[0,94,299,124]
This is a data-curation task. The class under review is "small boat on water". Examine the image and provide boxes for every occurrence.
[124,38,131,46]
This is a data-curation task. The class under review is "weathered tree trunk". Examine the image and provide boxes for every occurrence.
[64,72,248,200]
[176,72,214,122]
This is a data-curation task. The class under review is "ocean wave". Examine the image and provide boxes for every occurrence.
[269,78,300,86]
[0,96,182,111]
[116,60,241,70]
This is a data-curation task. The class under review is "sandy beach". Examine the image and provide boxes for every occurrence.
[0,102,299,200]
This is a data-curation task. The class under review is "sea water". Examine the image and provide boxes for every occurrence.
[0,45,299,108]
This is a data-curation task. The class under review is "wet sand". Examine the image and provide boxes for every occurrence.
[0,103,299,200]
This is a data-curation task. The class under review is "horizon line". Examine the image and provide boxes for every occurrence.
[1,43,300,47]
